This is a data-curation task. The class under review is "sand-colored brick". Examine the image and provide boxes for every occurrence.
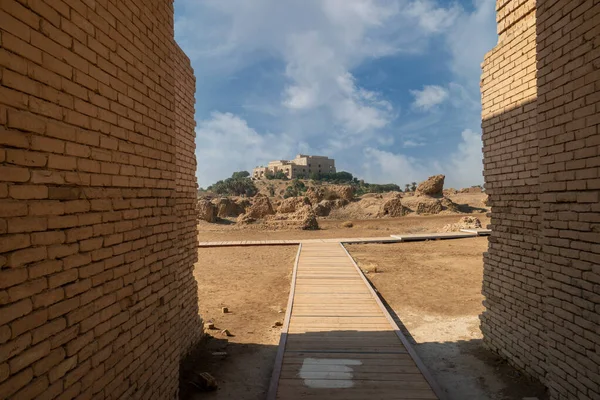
[0,0,201,398]
[481,1,600,399]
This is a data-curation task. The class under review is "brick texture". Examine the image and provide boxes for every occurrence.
[481,1,600,399]
[0,0,202,399]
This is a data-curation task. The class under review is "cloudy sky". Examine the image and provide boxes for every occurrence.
[174,0,497,189]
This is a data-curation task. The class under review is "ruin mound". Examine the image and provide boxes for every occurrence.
[278,196,311,214]
[401,196,461,215]
[415,175,445,197]
[237,195,275,224]
[198,200,217,223]
[328,185,354,201]
[266,205,319,230]
[378,195,407,217]
[215,197,246,218]
[442,216,482,232]
[305,187,325,205]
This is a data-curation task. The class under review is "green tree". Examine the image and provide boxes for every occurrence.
[207,176,257,197]
[283,179,307,198]
[231,171,250,179]
[411,182,417,192]
[404,184,410,192]
[274,170,288,180]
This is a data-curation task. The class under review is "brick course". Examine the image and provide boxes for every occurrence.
[481,1,600,398]
[0,0,201,398]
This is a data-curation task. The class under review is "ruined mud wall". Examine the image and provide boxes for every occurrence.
[0,0,201,398]
[481,0,600,398]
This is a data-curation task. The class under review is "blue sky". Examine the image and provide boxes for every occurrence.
[173,0,497,189]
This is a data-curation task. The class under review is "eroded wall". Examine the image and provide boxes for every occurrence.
[0,0,201,398]
[481,0,600,398]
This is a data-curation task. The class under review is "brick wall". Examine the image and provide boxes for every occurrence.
[481,0,600,398]
[481,0,546,381]
[536,0,600,398]
[0,0,201,398]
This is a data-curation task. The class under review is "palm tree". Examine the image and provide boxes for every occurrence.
[411,182,417,192]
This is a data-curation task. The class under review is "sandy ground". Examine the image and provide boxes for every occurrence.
[346,238,548,400]
[182,246,297,400]
[198,213,490,242]
[186,211,548,400]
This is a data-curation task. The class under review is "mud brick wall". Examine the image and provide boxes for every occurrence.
[480,0,546,381]
[481,0,600,398]
[0,0,201,399]
[536,0,600,398]
[172,44,201,359]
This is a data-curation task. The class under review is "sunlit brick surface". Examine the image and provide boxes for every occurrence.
[481,1,600,398]
[0,0,201,398]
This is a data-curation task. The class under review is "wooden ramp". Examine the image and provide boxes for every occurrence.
[268,242,444,400]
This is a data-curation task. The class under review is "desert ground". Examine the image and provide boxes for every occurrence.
[198,211,489,242]
[181,246,296,400]
[185,210,548,400]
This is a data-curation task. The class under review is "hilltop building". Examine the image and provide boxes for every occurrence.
[253,155,336,179]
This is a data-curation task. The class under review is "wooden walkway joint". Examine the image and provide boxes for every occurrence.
[267,242,445,400]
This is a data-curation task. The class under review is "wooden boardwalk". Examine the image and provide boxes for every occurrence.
[197,231,491,248]
[267,242,444,400]
[197,237,402,247]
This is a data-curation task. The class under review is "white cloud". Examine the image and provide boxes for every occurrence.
[410,85,449,110]
[403,140,426,148]
[175,0,461,138]
[446,0,497,86]
[446,129,484,188]
[406,0,461,33]
[174,0,495,189]
[195,112,297,188]
[361,129,482,188]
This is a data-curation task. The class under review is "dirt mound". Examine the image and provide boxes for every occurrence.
[442,216,482,232]
[360,193,383,199]
[444,188,458,196]
[198,200,217,223]
[329,197,382,219]
[378,196,407,217]
[401,196,461,215]
[305,187,325,204]
[313,199,349,217]
[328,185,354,201]
[215,198,245,218]
[266,206,319,230]
[460,187,483,194]
[416,175,445,197]
[440,197,460,213]
[237,195,275,224]
[313,202,330,217]
[278,196,311,213]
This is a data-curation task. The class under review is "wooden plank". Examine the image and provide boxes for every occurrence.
[390,231,477,241]
[267,242,444,400]
[339,243,446,399]
[277,380,437,399]
[266,244,302,399]
[280,370,426,381]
